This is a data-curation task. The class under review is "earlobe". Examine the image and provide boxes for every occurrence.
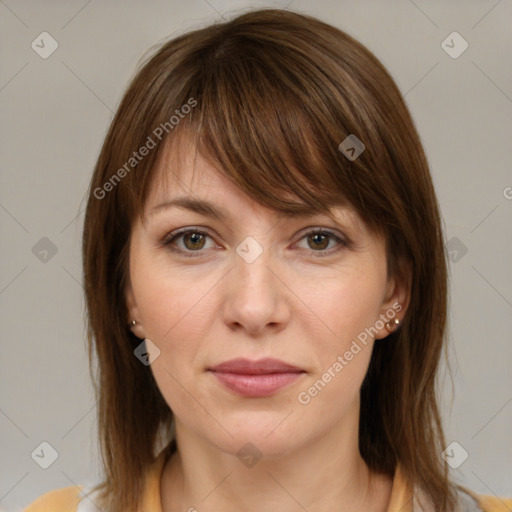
[375,261,412,340]
[373,301,403,341]
[129,319,146,340]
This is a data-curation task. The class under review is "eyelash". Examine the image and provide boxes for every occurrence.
[160,227,349,259]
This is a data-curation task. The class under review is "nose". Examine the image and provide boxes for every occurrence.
[222,247,291,336]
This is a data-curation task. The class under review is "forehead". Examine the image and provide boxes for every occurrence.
[148,142,244,203]
[144,132,368,235]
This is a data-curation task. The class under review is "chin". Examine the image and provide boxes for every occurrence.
[205,420,303,462]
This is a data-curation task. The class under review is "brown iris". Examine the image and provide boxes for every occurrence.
[308,233,329,250]
[183,232,206,250]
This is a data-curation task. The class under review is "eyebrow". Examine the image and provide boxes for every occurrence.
[148,197,329,221]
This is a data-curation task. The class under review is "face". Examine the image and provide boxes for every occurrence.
[125,139,408,460]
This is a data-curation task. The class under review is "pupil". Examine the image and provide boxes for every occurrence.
[310,233,328,250]
[186,233,203,249]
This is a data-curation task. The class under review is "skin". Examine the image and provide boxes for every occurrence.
[125,139,410,512]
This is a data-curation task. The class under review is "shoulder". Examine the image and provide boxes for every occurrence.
[24,485,84,512]
[459,487,512,512]
[474,493,512,512]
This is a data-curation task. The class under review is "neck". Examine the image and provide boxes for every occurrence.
[160,409,392,512]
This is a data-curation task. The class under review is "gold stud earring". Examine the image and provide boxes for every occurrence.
[385,318,400,332]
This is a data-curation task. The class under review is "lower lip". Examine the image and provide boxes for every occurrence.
[209,371,304,397]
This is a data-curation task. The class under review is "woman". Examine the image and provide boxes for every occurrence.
[25,8,511,512]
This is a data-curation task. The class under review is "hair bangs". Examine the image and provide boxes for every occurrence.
[138,48,364,227]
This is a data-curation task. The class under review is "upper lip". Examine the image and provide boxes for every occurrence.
[208,358,305,375]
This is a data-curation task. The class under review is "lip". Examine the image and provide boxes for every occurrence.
[208,357,304,374]
[208,358,306,398]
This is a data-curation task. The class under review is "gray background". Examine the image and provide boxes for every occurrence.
[1,0,511,509]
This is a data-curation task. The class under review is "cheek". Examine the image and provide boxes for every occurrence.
[305,269,386,351]
[131,249,218,342]
[131,258,222,385]
[294,276,380,418]
[134,273,217,421]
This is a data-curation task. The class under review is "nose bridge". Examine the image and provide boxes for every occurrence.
[223,236,289,333]
[234,237,276,299]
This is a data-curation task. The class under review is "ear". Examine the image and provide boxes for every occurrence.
[125,280,146,340]
[374,257,412,340]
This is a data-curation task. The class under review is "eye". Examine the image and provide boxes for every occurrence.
[296,229,348,256]
[162,228,217,256]
[161,227,349,258]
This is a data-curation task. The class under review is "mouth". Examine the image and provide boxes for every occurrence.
[207,358,306,398]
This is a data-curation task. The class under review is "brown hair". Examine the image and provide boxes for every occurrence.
[82,8,457,511]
